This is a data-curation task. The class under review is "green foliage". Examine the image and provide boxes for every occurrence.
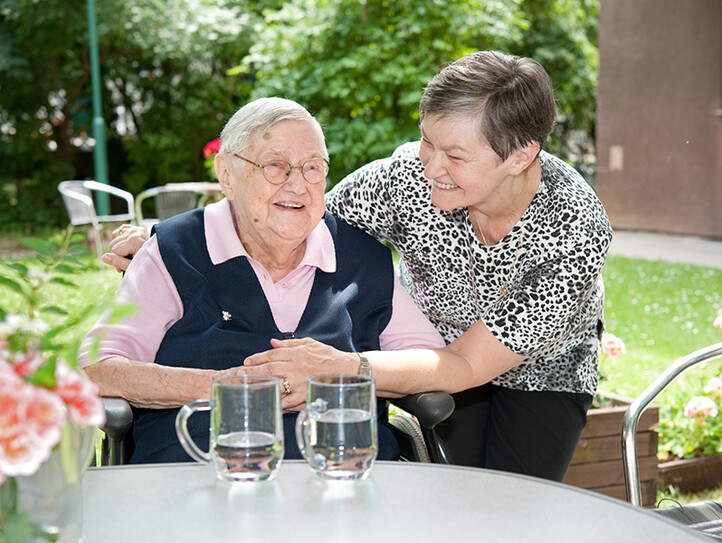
[239,0,529,184]
[0,0,257,229]
[0,228,129,370]
[508,0,599,179]
[1,0,600,231]
[658,391,722,460]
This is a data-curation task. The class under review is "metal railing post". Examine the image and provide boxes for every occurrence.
[622,342,722,506]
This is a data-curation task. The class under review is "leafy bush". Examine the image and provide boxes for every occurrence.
[0,0,600,231]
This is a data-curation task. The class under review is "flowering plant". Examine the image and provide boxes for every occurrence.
[657,311,722,460]
[600,331,626,359]
[203,138,220,181]
[0,230,107,538]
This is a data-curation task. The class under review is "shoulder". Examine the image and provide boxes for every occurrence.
[536,152,611,241]
[152,208,206,261]
[153,208,204,238]
[324,212,389,254]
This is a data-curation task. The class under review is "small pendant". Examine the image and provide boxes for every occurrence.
[222,310,232,322]
[499,284,508,296]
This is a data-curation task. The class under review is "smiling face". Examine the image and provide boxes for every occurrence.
[418,114,519,214]
[217,119,327,259]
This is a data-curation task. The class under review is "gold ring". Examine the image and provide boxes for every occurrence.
[281,378,292,395]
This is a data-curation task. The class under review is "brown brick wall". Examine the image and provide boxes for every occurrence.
[595,0,722,239]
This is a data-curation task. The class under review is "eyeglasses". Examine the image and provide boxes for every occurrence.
[232,154,329,185]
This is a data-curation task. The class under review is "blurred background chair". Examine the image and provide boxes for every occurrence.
[99,392,455,466]
[135,182,222,228]
[57,180,136,263]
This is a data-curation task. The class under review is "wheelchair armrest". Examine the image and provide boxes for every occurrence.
[390,392,455,430]
[101,397,134,442]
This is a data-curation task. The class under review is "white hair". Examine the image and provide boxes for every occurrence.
[219,97,328,160]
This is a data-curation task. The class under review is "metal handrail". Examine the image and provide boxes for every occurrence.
[622,342,722,506]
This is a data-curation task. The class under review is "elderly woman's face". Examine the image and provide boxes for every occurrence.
[222,119,327,249]
[418,115,517,212]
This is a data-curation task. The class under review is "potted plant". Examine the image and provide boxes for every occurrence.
[562,333,661,507]
[0,231,109,541]
[657,313,722,493]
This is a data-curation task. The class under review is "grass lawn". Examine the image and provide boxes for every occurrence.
[600,256,722,407]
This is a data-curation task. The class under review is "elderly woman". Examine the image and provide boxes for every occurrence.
[80,97,445,463]
[245,51,612,481]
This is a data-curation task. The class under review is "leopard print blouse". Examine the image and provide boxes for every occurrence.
[326,142,612,395]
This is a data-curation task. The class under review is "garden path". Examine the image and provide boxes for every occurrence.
[610,230,722,269]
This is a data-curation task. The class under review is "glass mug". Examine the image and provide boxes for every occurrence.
[295,373,378,481]
[175,375,284,482]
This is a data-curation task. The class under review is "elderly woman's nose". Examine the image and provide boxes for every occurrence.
[282,167,308,190]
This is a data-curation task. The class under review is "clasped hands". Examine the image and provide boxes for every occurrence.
[225,338,356,412]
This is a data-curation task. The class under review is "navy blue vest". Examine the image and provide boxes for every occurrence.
[131,209,399,463]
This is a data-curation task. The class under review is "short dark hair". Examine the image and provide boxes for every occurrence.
[419,51,556,162]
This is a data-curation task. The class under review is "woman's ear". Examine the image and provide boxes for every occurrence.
[509,141,541,175]
[215,154,233,197]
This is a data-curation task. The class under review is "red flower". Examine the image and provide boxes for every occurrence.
[203,138,221,159]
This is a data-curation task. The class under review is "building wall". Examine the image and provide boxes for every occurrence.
[595,0,722,239]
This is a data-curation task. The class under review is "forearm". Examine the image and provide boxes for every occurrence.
[365,320,526,397]
[84,356,219,409]
[362,347,475,398]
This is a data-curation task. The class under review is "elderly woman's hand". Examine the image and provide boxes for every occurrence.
[243,338,358,411]
[101,224,150,272]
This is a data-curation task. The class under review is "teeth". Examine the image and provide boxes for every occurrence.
[433,180,458,190]
[277,203,303,209]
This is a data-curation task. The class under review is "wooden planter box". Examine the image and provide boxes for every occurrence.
[562,392,659,507]
[659,454,722,493]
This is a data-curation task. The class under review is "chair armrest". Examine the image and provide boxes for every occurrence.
[390,392,455,430]
[101,397,134,442]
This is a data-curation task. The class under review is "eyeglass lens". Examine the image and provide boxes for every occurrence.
[263,159,327,184]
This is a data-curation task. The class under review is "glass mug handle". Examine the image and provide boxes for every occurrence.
[295,398,327,470]
[175,399,211,464]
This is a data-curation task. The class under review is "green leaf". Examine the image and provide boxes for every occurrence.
[21,238,58,256]
[0,477,18,516]
[53,264,76,274]
[67,245,91,256]
[40,306,69,316]
[28,360,56,389]
[0,276,25,295]
[6,262,29,275]
[49,277,78,288]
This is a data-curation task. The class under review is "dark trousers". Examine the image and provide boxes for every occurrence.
[435,383,592,481]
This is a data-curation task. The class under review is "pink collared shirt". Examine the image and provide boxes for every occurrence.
[80,199,444,366]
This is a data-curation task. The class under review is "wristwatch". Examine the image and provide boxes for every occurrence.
[357,353,372,378]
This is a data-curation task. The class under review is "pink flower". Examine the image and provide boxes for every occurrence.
[55,361,106,427]
[684,396,719,418]
[714,314,722,331]
[203,138,221,159]
[601,332,626,358]
[9,348,45,377]
[0,368,66,477]
[705,376,722,398]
